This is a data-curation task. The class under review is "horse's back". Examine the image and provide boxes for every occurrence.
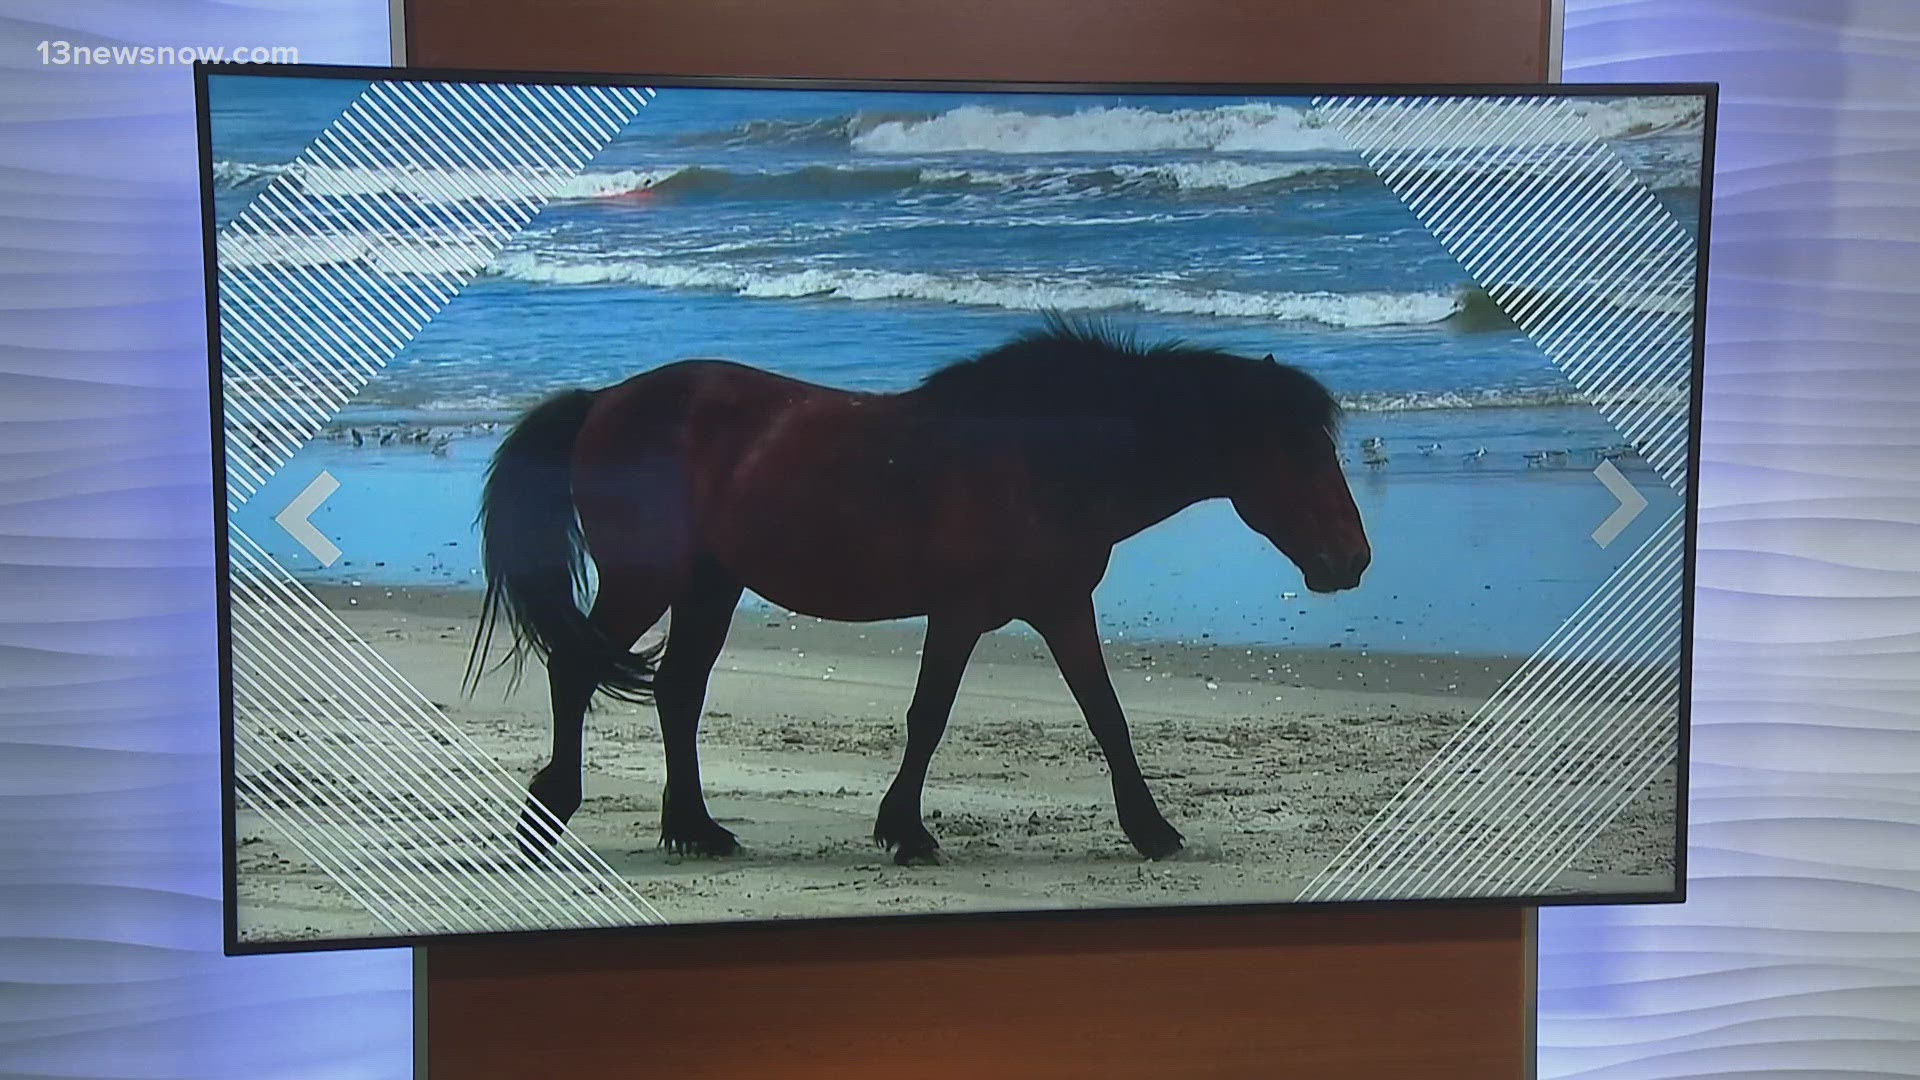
[593,357,825,414]
[570,357,1071,623]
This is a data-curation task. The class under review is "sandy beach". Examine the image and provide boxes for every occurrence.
[234,584,1675,942]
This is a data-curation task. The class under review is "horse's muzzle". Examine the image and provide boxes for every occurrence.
[1303,550,1370,593]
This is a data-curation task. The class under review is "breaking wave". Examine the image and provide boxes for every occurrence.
[211,143,1696,211]
[486,253,1464,327]
[1343,387,1589,413]
[846,97,1705,156]
[210,157,1383,206]
[852,103,1350,155]
[210,161,685,203]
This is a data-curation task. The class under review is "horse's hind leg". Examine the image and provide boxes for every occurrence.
[874,618,980,865]
[655,557,744,856]
[518,579,670,856]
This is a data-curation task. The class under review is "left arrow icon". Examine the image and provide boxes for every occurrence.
[276,470,342,566]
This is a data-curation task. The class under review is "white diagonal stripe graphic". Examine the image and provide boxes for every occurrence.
[230,602,640,931]
[1316,96,1698,494]
[225,530,656,933]
[1353,529,1679,898]
[217,79,650,510]
[215,79,668,937]
[1411,604,1679,895]
[230,528,663,937]
[1307,518,1681,894]
[1300,513,1684,900]
[1290,97,1699,900]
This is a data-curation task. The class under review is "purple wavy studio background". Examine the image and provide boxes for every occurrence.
[1540,2,1920,1078]
[0,3,409,1078]
[2,1,1917,1078]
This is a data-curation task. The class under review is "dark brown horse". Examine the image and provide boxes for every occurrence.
[472,320,1369,865]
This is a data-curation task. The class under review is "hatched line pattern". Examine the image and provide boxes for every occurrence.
[1294,96,1698,899]
[217,79,653,510]
[218,78,662,938]
[1313,95,1697,492]
[230,527,662,937]
[1300,510,1685,900]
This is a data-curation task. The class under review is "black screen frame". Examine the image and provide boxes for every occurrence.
[199,63,1714,956]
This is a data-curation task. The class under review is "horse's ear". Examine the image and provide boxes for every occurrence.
[1262,353,1275,363]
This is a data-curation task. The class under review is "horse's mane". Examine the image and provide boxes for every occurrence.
[913,316,1340,445]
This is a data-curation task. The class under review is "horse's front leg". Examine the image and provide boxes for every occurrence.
[1030,597,1184,860]
[874,618,981,865]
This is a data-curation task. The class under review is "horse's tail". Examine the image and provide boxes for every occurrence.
[465,390,659,702]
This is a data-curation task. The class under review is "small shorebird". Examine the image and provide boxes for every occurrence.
[1418,442,1442,456]
[1462,446,1488,463]
[1523,450,1550,467]
[1360,438,1389,469]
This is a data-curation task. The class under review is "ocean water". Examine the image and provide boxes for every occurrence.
[213,82,1702,656]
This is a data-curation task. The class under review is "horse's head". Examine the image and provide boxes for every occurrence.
[1227,364,1370,594]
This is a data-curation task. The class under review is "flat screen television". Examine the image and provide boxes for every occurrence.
[199,65,1711,953]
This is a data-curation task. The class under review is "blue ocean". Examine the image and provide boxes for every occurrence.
[212,81,1703,656]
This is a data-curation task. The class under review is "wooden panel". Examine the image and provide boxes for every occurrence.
[402,0,1550,84]
[427,906,1528,1078]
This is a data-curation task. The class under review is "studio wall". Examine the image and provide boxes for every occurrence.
[0,3,408,1077]
[1539,1,1920,1077]
[2,1,1916,1078]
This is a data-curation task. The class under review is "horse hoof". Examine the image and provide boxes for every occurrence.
[661,826,741,857]
[893,844,946,867]
[873,820,943,865]
[1130,827,1186,861]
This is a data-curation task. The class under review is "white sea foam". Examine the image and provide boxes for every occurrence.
[485,253,1464,327]
[211,161,680,204]
[213,160,289,185]
[1344,387,1587,413]
[851,97,1704,156]
[211,118,1699,214]
[217,230,501,276]
[854,103,1351,156]
[219,158,1362,204]
[1341,382,1686,413]
[1110,160,1358,191]
[1568,96,1707,139]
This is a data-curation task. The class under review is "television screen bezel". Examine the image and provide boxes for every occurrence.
[198,63,1713,956]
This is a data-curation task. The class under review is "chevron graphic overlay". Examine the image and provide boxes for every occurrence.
[1301,511,1685,900]
[1297,96,1698,899]
[216,79,653,510]
[217,78,665,938]
[230,529,661,937]
[1313,95,1697,492]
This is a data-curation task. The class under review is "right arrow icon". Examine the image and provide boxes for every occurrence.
[1591,460,1648,548]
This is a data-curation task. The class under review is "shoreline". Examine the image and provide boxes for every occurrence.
[311,581,1530,701]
